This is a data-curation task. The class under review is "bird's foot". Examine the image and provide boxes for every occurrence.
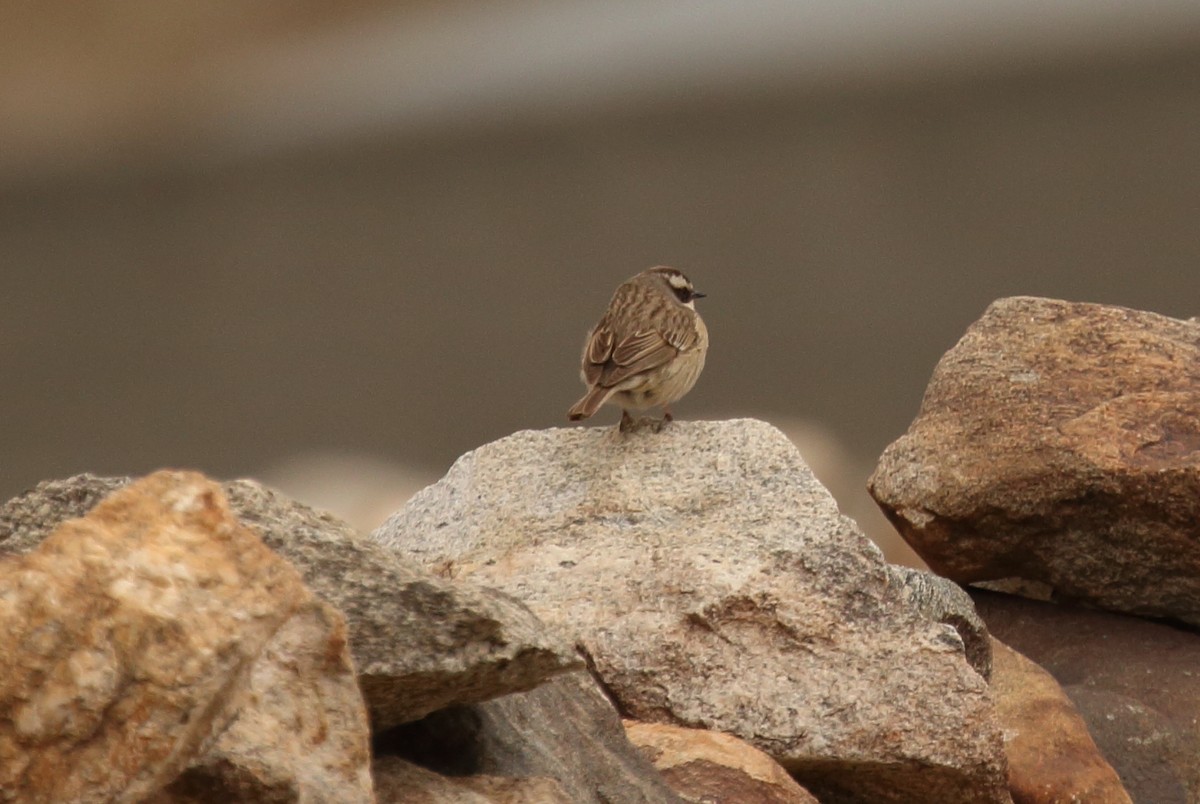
[618,409,675,434]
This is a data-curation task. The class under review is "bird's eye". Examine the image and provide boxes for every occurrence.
[672,286,692,303]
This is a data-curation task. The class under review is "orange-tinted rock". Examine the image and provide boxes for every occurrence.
[1,473,580,732]
[625,720,817,803]
[157,600,373,802]
[372,756,572,803]
[974,590,1200,804]
[0,470,372,803]
[990,638,1130,804]
[871,296,1200,623]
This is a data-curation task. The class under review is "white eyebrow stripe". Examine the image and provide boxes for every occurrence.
[667,273,689,289]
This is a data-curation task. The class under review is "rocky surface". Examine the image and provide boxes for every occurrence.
[375,670,681,803]
[25,399,1187,802]
[0,470,372,803]
[155,601,373,803]
[0,474,127,551]
[974,589,1200,804]
[870,296,1200,623]
[625,720,818,803]
[372,756,572,803]
[374,419,1010,803]
[888,564,992,680]
[0,473,580,731]
[989,637,1130,803]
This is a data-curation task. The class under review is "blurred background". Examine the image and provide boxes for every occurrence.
[4,1,1200,563]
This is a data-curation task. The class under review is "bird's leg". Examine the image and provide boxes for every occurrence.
[642,406,673,433]
[619,409,635,432]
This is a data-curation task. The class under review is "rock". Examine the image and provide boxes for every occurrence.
[888,565,992,680]
[375,671,681,803]
[869,296,1200,623]
[0,470,372,803]
[362,759,488,804]
[973,589,1200,804]
[624,720,818,803]
[372,756,572,803]
[155,601,374,803]
[989,637,1131,804]
[222,478,581,730]
[0,473,581,731]
[776,416,928,569]
[0,474,127,552]
[374,420,1010,803]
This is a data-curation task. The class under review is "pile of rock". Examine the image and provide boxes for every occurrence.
[2,294,1191,802]
[871,295,1200,803]
[0,471,583,803]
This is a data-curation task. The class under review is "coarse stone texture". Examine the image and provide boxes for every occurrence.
[374,420,1010,803]
[869,296,1200,624]
[973,590,1200,804]
[222,478,580,730]
[153,601,374,803]
[625,720,819,804]
[372,756,572,804]
[0,470,372,803]
[888,565,992,680]
[989,637,1131,804]
[0,473,580,731]
[0,474,127,551]
[375,671,681,803]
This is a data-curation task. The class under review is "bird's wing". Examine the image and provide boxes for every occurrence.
[600,329,678,387]
[582,325,615,386]
[658,305,701,352]
[582,292,701,389]
[603,303,702,386]
[583,321,674,389]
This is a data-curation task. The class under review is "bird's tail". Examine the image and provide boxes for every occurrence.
[567,386,613,421]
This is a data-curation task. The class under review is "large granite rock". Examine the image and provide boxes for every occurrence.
[989,638,1130,804]
[374,419,1010,803]
[973,589,1200,804]
[376,671,682,803]
[870,296,1200,623]
[0,471,372,803]
[0,474,580,731]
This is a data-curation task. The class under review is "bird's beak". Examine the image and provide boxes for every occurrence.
[692,291,707,300]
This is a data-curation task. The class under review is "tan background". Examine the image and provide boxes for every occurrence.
[4,3,1200,559]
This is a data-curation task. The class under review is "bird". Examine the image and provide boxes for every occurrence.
[567,266,708,431]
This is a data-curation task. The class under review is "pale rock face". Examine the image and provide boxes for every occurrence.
[0,470,373,803]
[870,296,1200,623]
[374,418,1010,803]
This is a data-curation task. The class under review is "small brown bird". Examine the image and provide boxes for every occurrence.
[567,266,708,430]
